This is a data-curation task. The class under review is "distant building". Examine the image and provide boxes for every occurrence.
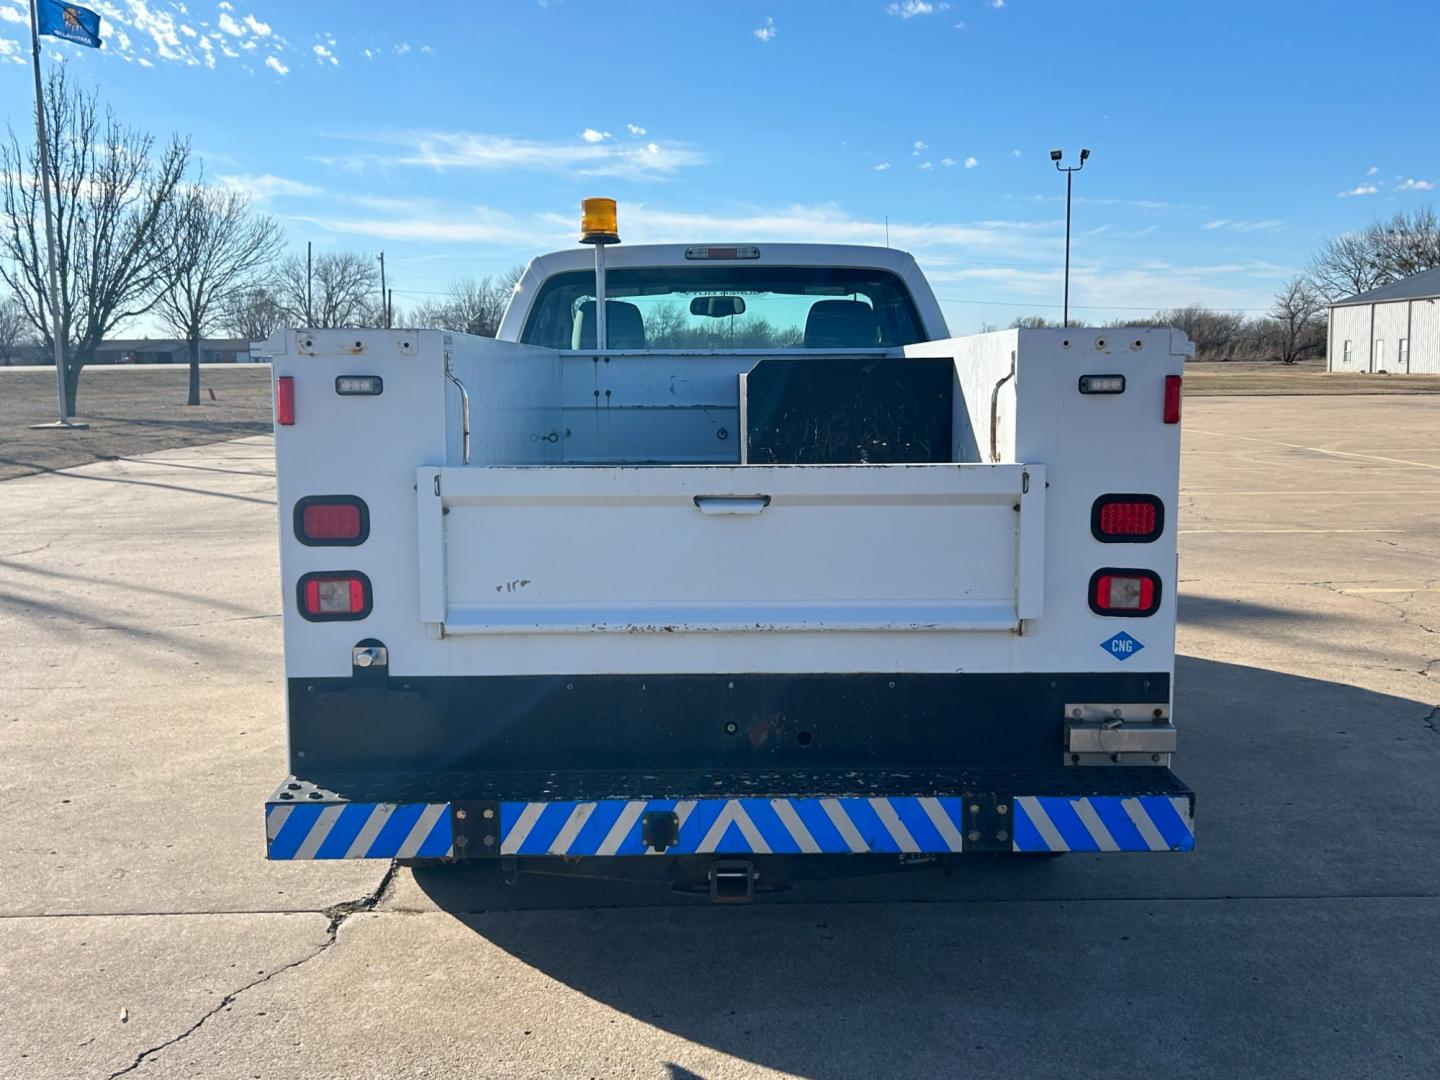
[92,338,253,365]
[1327,267,1440,374]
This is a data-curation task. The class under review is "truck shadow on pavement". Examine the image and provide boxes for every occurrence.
[403,656,1440,1078]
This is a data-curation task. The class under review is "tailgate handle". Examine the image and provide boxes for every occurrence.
[693,495,771,515]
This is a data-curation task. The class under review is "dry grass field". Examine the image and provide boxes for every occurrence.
[0,365,273,481]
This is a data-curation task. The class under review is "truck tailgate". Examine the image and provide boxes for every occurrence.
[417,463,1044,635]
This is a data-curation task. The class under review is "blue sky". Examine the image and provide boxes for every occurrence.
[1,0,1436,333]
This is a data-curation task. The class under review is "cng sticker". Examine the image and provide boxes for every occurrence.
[1101,631,1144,661]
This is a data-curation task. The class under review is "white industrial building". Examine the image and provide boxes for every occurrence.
[1327,266,1440,374]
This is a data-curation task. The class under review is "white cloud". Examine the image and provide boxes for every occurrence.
[0,5,27,24]
[591,203,1052,256]
[581,128,612,143]
[1202,219,1285,233]
[1011,149,1022,157]
[0,36,26,64]
[245,14,271,36]
[954,20,967,29]
[912,140,927,153]
[941,157,957,167]
[217,11,244,35]
[1397,178,1435,191]
[1366,165,1379,176]
[265,53,288,75]
[217,1,232,8]
[218,173,323,199]
[888,1,948,17]
[394,42,411,54]
[919,161,934,170]
[291,198,538,246]
[1338,184,1378,197]
[964,156,978,168]
[874,162,891,171]
[991,0,1005,7]
[754,16,776,42]
[313,43,338,65]
[340,130,704,181]
[420,44,432,53]
[627,123,647,137]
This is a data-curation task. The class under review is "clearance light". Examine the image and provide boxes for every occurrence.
[276,376,295,426]
[294,496,369,546]
[297,571,372,621]
[685,245,761,260]
[1163,375,1182,424]
[335,375,383,396]
[1090,569,1161,617]
[580,197,620,245]
[1092,495,1163,543]
[1078,374,1125,394]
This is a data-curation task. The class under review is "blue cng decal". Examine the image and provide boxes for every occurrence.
[1101,630,1144,661]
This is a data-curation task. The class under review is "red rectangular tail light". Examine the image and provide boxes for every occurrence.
[1163,375,1182,424]
[1092,495,1164,543]
[1090,568,1161,616]
[297,571,372,621]
[276,376,295,426]
[294,496,369,546]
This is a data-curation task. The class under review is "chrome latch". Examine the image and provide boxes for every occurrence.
[1064,703,1175,766]
[352,645,388,669]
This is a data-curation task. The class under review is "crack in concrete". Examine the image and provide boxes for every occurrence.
[102,864,398,1079]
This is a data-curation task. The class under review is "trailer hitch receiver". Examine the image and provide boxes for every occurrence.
[709,860,755,903]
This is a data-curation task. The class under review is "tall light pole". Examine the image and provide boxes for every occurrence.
[1051,147,1090,328]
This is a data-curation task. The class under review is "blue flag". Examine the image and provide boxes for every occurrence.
[37,0,103,49]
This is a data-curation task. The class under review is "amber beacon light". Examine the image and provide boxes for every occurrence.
[580,198,620,245]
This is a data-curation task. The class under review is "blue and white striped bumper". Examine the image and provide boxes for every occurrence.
[265,778,1194,860]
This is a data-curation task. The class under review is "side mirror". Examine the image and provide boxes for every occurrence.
[690,296,746,318]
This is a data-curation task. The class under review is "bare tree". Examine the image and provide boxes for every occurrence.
[1308,205,1440,301]
[1268,276,1325,365]
[156,184,282,405]
[1308,230,1388,302]
[0,69,189,414]
[409,267,524,336]
[221,285,287,343]
[0,293,30,365]
[1371,205,1440,281]
[274,250,379,328]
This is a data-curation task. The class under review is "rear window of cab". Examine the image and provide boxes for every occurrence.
[519,266,925,351]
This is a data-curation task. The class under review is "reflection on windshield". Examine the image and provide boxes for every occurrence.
[520,266,923,350]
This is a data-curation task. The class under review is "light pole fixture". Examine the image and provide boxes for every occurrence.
[1053,147,1090,328]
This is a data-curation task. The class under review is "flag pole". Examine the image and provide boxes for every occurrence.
[27,0,83,427]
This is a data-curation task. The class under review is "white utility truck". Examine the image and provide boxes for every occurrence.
[264,201,1194,900]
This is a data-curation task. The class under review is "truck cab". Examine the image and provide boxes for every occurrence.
[263,219,1194,896]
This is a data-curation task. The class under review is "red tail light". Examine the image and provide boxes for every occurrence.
[1092,495,1164,543]
[297,571,372,621]
[276,376,295,426]
[1090,568,1161,616]
[294,496,369,546]
[1163,375,1182,424]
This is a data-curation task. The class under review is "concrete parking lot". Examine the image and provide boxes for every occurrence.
[2,393,1438,1079]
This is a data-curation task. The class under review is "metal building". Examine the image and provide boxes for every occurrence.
[1327,267,1440,374]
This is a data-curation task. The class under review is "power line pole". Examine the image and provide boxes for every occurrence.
[305,241,313,326]
[26,0,84,428]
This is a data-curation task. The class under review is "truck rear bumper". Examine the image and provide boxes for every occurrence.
[264,767,1194,860]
